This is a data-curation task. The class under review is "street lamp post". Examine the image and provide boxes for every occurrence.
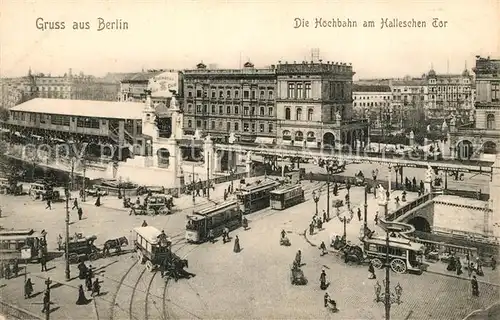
[363,184,369,233]
[44,277,52,320]
[64,188,70,281]
[312,190,321,215]
[346,180,351,209]
[326,164,331,220]
[336,207,354,240]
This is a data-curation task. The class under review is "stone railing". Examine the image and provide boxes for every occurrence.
[387,192,434,221]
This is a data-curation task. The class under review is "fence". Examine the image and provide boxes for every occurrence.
[442,188,490,201]
[410,234,478,256]
[0,300,43,320]
[387,192,434,221]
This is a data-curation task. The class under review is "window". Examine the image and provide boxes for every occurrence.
[492,83,499,102]
[307,108,313,121]
[305,82,311,98]
[197,120,201,127]
[251,91,256,99]
[76,117,98,128]
[234,106,239,114]
[188,120,192,128]
[211,105,216,113]
[297,83,303,99]
[203,121,207,129]
[260,91,265,99]
[260,107,265,116]
[296,108,302,120]
[251,107,255,115]
[227,122,231,131]
[196,90,202,98]
[203,90,208,97]
[268,107,273,116]
[196,105,202,112]
[234,122,239,131]
[251,123,255,132]
[282,130,291,140]
[30,114,36,122]
[227,106,231,114]
[227,90,231,98]
[268,123,273,133]
[268,91,273,99]
[219,91,223,98]
[243,123,249,132]
[288,83,295,98]
[203,105,208,113]
[340,83,344,98]
[52,115,70,126]
[187,104,192,112]
[285,107,291,120]
[244,91,249,99]
[211,91,216,98]
[219,106,223,114]
[211,121,215,129]
[244,107,249,115]
[260,123,265,132]
[487,114,495,129]
[40,114,46,124]
[235,90,239,98]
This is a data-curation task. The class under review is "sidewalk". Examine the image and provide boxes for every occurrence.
[303,189,500,286]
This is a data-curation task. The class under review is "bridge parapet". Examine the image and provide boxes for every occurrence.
[387,192,435,222]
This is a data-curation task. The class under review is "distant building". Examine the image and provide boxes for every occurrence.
[119,70,182,106]
[449,56,499,160]
[182,61,277,143]
[390,78,427,128]
[352,84,392,124]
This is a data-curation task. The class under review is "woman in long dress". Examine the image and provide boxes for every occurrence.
[76,285,89,305]
[233,235,241,253]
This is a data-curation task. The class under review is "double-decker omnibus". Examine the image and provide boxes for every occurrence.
[237,180,279,214]
[270,185,305,210]
[363,234,425,274]
[0,229,44,262]
[185,200,242,243]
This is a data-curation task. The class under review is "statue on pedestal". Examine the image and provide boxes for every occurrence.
[193,129,201,140]
[169,91,179,110]
[335,111,342,122]
[377,184,387,203]
[205,134,212,143]
[425,165,434,183]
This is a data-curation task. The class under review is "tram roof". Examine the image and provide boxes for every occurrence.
[191,200,238,220]
[270,184,303,194]
[240,179,279,193]
[133,226,169,244]
[365,235,425,252]
[0,229,37,237]
[11,98,145,120]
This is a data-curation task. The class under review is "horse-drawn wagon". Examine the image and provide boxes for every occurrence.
[130,195,173,215]
[290,265,307,285]
[66,234,101,263]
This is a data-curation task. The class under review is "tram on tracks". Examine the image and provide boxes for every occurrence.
[237,179,280,214]
[133,226,177,271]
[185,200,242,243]
[0,229,44,262]
[362,234,425,274]
[270,184,305,210]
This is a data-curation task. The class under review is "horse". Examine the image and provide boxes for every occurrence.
[103,237,129,256]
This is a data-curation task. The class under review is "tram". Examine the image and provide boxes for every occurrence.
[185,200,242,243]
[270,185,305,210]
[0,229,44,262]
[237,180,280,214]
[363,234,425,274]
[133,226,173,271]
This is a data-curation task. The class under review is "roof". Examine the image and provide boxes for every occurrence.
[352,84,391,92]
[121,71,165,82]
[271,184,302,194]
[195,200,238,216]
[391,79,426,86]
[240,179,279,193]
[133,226,166,245]
[10,98,144,120]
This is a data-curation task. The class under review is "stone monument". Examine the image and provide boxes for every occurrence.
[409,130,415,146]
[424,165,434,194]
[377,184,388,217]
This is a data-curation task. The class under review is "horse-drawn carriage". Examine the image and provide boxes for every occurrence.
[130,195,173,215]
[133,226,192,280]
[354,171,366,186]
[66,234,129,263]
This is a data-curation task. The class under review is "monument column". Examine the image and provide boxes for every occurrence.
[203,135,215,179]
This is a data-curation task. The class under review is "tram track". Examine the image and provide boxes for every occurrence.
[128,267,147,320]
[144,271,158,320]
[108,260,138,320]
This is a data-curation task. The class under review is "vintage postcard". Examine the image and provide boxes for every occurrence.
[0,0,499,319]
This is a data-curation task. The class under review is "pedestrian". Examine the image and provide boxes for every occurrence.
[202,187,206,197]
[357,208,361,221]
[309,222,314,235]
[141,220,148,227]
[57,234,63,251]
[87,264,93,279]
[224,227,230,241]
[76,284,89,305]
[402,190,407,202]
[374,213,379,225]
[471,275,479,296]
[45,199,52,210]
[13,258,19,277]
[208,229,215,243]
[72,198,78,210]
[242,217,248,230]
[368,261,376,279]
[222,229,227,243]
[323,209,327,223]
[24,278,34,299]
[456,257,463,276]
[468,261,473,278]
[395,196,400,205]
[77,207,83,220]
[324,292,329,307]
[42,290,50,313]
[233,235,241,253]
[79,189,84,200]
[317,218,323,230]
[91,278,101,296]
[85,273,92,291]
[4,263,11,280]
[320,269,327,290]
[40,255,47,272]
[295,250,302,266]
[491,256,496,270]
[95,195,101,207]
[223,190,227,201]
[319,241,327,256]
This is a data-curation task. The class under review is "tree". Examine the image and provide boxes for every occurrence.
[0,106,9,122]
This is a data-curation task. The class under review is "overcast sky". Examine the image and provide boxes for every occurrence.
[1,0,498,79]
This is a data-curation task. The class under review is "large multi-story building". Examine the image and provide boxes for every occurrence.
[276,61,368,149]
[352,84,392,123]
[182,62,277,143]
[450,56,499,160]
[390,78,427,128]
[424,68,474,122]
[119,70,182,106]
[0,75,36,109]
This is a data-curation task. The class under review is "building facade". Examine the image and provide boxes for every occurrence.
[119,70,182,106]
[450,56,499,159]
[352,84,392,124]
[390,78,427,129]
[424,68,474,122]
[276,61,368,149]
[182,62,277,143]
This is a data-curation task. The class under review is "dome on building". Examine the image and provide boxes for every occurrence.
[462,69,470,76]
[427,69,436,77]
[243,61,254,68]
[196,61,206,69]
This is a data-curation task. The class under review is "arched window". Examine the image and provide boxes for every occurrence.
[307,108,313,121]
[285,108,291,120]
[295,131,304,141]
[487,114,495,129]
[307,131,315,142]
[282,130,291,140]
[296,108,302,120]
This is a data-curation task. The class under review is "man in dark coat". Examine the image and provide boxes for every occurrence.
[77,207,83,220]
[357,208,362,221]
[368,261,376,279]
[42,290,50,313]
[471,275,479,296]
[320,269,327,290]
